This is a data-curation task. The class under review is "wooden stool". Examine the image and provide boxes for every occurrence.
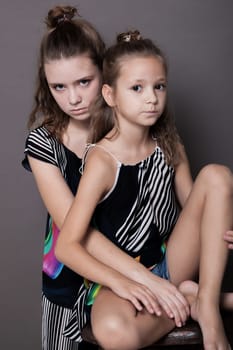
[81,311,233,349]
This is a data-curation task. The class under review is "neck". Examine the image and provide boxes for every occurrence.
[114,121,151,147]
[68,117,91,132]
[104,124,155,165]
[62,118,91,157]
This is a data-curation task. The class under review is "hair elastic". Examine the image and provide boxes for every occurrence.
[57,13,71,24]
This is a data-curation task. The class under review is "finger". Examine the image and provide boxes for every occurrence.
[168,294,189,326]
[155,285,183,320]
[128,295,143,312]
[159,294,187,327]
[133,288,162,315]
[142,288,162,315]
[157,296,176,320]
[174,291,190,315]
[143,298,162,315]
[168,285,190,315]
[162,296,184,327]
[172,308,183,327]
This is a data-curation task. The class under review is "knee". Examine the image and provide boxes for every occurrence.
[92,314,140,350]
[198,164,233,194]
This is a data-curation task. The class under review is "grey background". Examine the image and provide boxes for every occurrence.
[1,1,233,349]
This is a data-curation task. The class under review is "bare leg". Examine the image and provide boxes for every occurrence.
[167,164,233,349]
[91,287,175,350]
[179,280,233,313]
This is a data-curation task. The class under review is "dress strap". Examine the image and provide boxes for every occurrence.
[79,143,121,174]
[94,144,121,165]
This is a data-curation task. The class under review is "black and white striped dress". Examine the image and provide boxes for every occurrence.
[23,126,83,349]
[63,144,180,343]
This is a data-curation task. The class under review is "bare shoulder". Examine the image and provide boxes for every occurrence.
[82,144,119,194]
[86,145,117,169]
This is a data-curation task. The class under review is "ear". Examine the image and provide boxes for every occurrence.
[102,84,115,107]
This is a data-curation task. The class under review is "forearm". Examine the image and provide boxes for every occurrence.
[84,227,156,285]
[83,228,190,325]
[55,234,128,288]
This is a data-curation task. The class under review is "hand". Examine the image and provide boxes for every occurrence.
[223,230,233,249]
[145,274,190,327]
[110,275,163,316]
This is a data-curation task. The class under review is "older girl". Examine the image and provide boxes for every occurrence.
[22,5,105,349]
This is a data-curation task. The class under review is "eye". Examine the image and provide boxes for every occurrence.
[52,84,65,91]
[132,85,142,92]
[155,83,166,91]
[79,79,91,87]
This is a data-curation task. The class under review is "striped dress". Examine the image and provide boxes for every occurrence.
[22,126,83,349]
[63,144,180,343]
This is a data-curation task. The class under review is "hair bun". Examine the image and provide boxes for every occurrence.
[117,30,142,43]
[45,5,78,29]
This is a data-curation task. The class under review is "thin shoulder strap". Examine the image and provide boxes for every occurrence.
[94,144,121,164]
[79,143,121,174]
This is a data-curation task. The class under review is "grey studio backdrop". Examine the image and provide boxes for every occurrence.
[1,1,233,349]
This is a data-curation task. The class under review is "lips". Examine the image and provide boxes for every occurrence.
[144,110,158,114]
[70,107,88,114]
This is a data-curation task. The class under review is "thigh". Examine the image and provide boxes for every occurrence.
[90,286,137,333]
[167,163,233,285]
[42,294,76,350]
[91,287,174,349]
[166,181,205,285]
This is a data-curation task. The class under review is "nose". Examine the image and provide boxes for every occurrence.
[146,88,157,104]
[68,87,82,105]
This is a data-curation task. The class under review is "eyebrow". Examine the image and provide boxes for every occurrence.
[48,75,94,86]
[130,77,167,84]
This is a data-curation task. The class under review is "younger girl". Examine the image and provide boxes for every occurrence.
[56,31,233,350]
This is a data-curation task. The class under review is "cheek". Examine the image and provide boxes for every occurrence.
[89,83,101,101]
[160,93,167,106]
[52,93,67,110]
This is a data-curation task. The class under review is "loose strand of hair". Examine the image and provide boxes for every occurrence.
[88,95,115,143]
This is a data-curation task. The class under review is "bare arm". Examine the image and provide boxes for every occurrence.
[174,143,193,208]
[28,156,74,228]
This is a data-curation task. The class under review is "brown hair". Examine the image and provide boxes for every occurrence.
[89,30,181,165]
[28,5,105,141]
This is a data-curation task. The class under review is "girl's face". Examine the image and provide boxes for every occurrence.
[104,55,167,130]
[45,54,102,122]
